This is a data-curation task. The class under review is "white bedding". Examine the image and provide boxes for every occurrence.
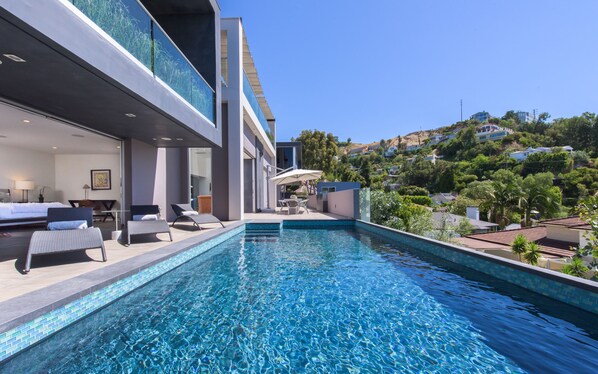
[0,203,68,219]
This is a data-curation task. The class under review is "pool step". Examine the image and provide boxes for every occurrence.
[243,222,282,243]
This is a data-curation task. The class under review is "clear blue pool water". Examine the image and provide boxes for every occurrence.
[1,228,597,372]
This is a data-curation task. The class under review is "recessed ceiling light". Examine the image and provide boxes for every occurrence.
[52,146,58,149]
[161,137,172,141]
[116,146,121,149]
[176,138,184,141]
[3,54,26,62]
[152,138,157,141]
[125,113,136,118]
[22,119,30,123]
[72,134,84,138]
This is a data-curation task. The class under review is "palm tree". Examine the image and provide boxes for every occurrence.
[562,257,589,278]
[524,242,541,266]
[511,234,528,261]
[519,173,562,227]
[486,170,522,229]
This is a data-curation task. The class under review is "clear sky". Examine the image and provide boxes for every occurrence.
[220,0,598,143]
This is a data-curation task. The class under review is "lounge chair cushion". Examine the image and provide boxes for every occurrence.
[47,220,88,231]
[133,214,159,221]
[182,210,199,216]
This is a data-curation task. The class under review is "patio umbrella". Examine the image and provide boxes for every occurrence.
[270,169,323,185]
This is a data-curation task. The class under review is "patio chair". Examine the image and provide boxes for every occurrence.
[279,199,288,214]
[286,199,300,215]
[171,204,225,230]
[299,199,309,214]
[24,207,106,273]
[127,205,172,245]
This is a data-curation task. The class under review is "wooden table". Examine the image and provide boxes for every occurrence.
[68,200,117,221]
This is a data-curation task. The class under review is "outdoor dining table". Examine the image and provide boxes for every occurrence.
[280,199,309,214]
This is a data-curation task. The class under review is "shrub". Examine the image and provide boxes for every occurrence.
[524,242,541,265]
[511,234,528,261]
[562,257,589,278]
[397,185,430,196]
[402,195,433,206]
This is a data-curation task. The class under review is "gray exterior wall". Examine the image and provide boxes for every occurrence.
[212,103,230,219]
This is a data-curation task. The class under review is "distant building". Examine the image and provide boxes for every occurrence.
[516,111,531,123]
[475,124,513,142]
[423,154,439,164]
[471,111,491,123]
[388,165,400,174]
[430,193,457,205]
[406,144,421,152]
[509,146,574,161]
[385,146,398,157]
[432,212,499,235]
[427,134,445,145]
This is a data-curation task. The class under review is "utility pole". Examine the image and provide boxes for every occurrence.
[460,99,463,122]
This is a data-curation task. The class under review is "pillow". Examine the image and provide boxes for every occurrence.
[133,214,159,221]
[182,210,199,216]
[47,220,88,231]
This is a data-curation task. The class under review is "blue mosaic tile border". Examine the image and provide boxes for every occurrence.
[356,221,598,314]
[0,225,245,362]
[283,219,355,229]
[246,222,282,231]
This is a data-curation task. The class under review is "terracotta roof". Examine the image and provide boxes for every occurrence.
[540,216,585,227]
[464,226,575,258]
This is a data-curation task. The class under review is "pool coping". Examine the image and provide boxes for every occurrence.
[0,221,245,335]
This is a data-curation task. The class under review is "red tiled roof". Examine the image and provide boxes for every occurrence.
[540,216,585,227]
[464,226,575,258]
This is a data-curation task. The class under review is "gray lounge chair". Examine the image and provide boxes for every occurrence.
[127,205,172,245]
[171,204,224,230]
[24,207,106,273]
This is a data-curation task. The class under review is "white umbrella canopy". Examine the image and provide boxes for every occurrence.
[270,169,323,185]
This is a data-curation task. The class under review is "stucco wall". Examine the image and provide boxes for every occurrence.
[545,225,579,243]
[327,189,358,218]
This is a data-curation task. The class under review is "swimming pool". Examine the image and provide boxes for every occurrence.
[1,226,597,372]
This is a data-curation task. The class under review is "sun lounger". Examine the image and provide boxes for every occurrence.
[24,207,106,273]
[127,205,172,245]
[171,204,224,230]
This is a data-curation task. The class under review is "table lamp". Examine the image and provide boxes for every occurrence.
[15,180,35,202]
[83,184,90,200]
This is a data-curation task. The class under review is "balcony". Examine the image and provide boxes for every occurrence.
[68,0,215,123]
[243,72,274,145]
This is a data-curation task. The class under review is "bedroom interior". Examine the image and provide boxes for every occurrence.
[0,101,122,225]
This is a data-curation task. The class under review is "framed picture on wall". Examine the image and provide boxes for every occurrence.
[91,169,111,190]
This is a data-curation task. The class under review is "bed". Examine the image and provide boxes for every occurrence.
[0,202,70,227]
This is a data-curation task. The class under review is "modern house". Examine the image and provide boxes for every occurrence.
[430,193,457,205]
[0,0,224,221]
[215,18,277,219]
[385,146,398,158]
[475,124,513,142]
[516,111,531,123]
[509,146,574,161]
[432,212,499,235]
[471,111,491,123]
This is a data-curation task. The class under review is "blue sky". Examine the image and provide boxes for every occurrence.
[220,0,598,143]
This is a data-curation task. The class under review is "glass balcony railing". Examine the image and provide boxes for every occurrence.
[243,72,273,145]
[69,0,215,123]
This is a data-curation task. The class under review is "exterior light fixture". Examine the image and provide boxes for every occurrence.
[161,137,172,141]
[52,146,58,149]
[22,119,30,123]
[3,54,26,62]
[125,113,136,118]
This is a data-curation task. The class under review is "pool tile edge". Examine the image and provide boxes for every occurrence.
[0,222,245,362]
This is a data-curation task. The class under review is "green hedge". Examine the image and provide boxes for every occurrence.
[402,195,432,206]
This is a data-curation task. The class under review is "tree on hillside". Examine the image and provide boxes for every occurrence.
[519,172,561,227]
[296,130,338,174]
